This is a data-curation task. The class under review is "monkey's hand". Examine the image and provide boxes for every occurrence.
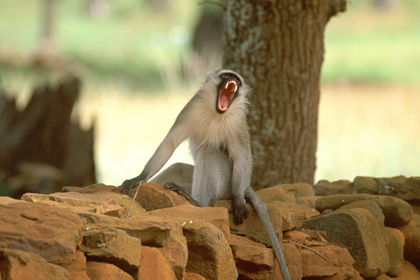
[232,198,249,225]
[121,175,144,194]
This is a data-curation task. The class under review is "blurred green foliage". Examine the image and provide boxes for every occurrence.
[0,0,419,92]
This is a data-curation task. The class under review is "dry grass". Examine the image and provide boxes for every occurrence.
[79,83,420,185]
[318,84,419,181]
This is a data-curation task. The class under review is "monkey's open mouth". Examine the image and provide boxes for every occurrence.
[218,80,238,112]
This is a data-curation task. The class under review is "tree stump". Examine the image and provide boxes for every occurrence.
[0,76,95,197]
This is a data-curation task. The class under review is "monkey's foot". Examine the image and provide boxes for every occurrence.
[164,182,200,207]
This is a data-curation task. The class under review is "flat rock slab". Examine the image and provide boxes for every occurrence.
[77,212,188,279]
[183,221,238,280]
[0,201,83,264]
[126,182,191,211]
[0,249,69,280]
[22,191,146,217]
[351,176,420,201]
[303,208,390,278]
[80,228,142,272]
[212,200,283,245]
[142,204,231,242]
[315,194,413,227]
[300,243,361,279]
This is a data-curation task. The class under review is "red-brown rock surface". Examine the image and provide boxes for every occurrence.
[1,178,419,280]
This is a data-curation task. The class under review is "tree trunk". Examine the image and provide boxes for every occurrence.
[222,0,346,190]
[39,0,57,56]
[0,76,96,197]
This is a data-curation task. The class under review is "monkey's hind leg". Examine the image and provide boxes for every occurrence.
[164,182,201,207]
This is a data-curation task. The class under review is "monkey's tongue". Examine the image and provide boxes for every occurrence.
[219,95,229,110]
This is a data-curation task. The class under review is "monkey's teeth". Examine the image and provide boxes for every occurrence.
[225,81,237,93]
[232,83,237,93]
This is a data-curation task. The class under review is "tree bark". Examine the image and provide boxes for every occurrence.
[222,0,346,190]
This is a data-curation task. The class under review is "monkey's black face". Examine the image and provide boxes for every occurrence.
[216,73,242,114]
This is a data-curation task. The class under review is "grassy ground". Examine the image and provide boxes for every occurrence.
[77,83,419,185]
[0,0,419,184]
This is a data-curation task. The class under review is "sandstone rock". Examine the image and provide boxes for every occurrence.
[338,200,385,225]
[143,204,231,242]
[303,208,389,278]
[60,251,89,280]
[183,221,238,280]
[411,201,420,215]
[397,213,420,264]
[313,179,352,196]
[351,176,378,194]
[393,261,420,280]
[283,230,311,245]
[295,196,319,208]
[300,243,361,280]
[80,228,141,272]
[350,176,420,201]
[274,201,320,221]
[152,220,188,280]
[284,229,328,246]
[21,191,146,217]
[183,272,206,280]
[62,183,116,193]
[255,185,296,203]
[0,249,69,280]
[86,261,133,280]
[230,234,277,280]
[78,212,176,247]
[131,214,187,280]
[0,196,23,205]
[280,243,303,280]
[214,200,319,245]
[0,201,83,264]
[383,227,404,277]
[230,234,302,280]
[315,194,413,227]
[373,274,393,280]
[151,162,194,194]
[212,200,283,244]
[137,246,176,280]
[268,201,319,230]
[274,183,315,199]
[283,230,360,279]
[77,212,188,279]
[125,181,191,211]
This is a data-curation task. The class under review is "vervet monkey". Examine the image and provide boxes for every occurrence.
[121,69,290,280]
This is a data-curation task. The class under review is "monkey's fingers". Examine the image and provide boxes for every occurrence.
[121,177,140,194]
[232,203,249,225]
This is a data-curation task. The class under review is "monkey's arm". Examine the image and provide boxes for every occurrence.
[230,135,253,225]
[121,119,189,194]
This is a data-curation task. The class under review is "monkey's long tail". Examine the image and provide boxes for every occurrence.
[246,189,291,280]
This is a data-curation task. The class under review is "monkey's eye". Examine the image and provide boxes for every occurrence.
[220,73,241,86]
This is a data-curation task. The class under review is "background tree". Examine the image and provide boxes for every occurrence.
[222,0,347,190]
[38,0,57,56]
